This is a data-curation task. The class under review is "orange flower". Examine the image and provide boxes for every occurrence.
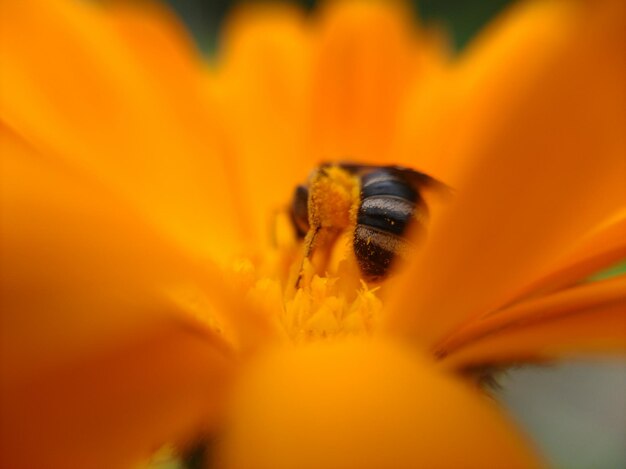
[1,0,624,468]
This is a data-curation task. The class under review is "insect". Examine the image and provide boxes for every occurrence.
[289,162,445,284]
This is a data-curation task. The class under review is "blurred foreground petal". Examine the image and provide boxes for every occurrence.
[220,339,543,469]
[0,0,245,262]
[513,209,626,299]
[0,127,233,468]
[386,0,626,346]
[439,276,626,369]
[1,320,231,469]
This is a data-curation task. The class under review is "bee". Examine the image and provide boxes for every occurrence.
[289,162,445,284]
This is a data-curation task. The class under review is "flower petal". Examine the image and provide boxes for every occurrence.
[220,339,543,469]
[0,0,245,262]
[1,320,232,469]
[386,0,626,347]
[512,209,626,300]
[0,127,233,468]
[213,3,312,246]
[437,276,626,370]
[309,0,440,164]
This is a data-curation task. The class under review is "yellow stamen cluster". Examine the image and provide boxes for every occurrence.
[233,230,383,342]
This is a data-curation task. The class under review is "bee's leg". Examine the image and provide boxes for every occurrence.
[314,229,341,275]
[295,225,320,288]
[294,225,344,289]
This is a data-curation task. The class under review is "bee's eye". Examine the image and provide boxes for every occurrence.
[290,184,310,238]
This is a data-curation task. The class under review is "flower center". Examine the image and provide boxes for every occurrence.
[232,224,383,342]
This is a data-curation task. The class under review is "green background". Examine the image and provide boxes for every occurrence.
[166,0,514,53]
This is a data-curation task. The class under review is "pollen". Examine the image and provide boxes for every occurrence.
[308,166,360,230]
[231,230,383,342]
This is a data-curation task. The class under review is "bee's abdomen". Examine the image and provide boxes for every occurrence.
[353,225,410,281]
[361,170,419,202]
[355,170,419,280]
[357,196,414,235]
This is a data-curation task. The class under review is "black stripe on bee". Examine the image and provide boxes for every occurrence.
[356,196,415,235]
[361,170,419,203]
